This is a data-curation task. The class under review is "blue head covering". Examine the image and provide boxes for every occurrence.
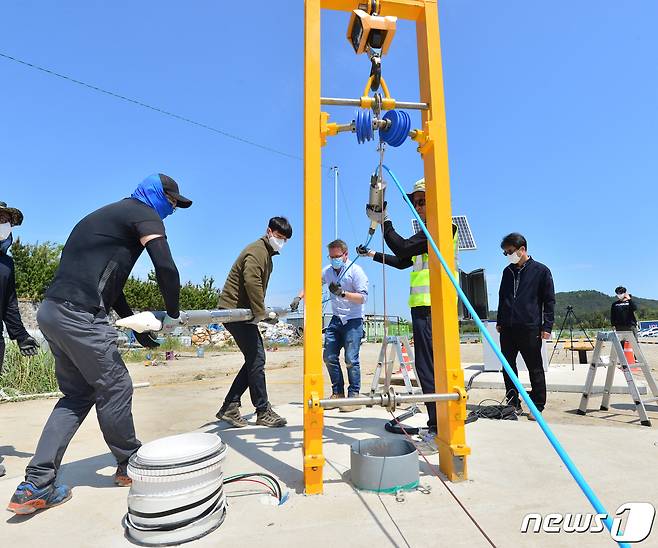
[130,174,174,220]
[0,233,13,255]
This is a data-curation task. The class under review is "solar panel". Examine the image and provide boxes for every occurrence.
[411,215,477,251]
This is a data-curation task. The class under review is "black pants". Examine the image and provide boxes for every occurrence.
[27,299,140,487]
[500,326,546,411]
[411,306,436,429]
[0,336,4,374]
[223,321,269,412]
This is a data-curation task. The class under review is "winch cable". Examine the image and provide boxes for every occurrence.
[382,163,629,548]
[388,412,497,548]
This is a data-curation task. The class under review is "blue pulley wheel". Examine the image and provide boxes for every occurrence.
[379,110,411,147]
[355,109,374,144]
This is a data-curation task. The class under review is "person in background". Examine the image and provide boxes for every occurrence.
[610,286,638,339]
[215,217,292,429]
[322,239,368,412]
[496,232,555,421]
[358,178,457,434]
[0,201,39,478]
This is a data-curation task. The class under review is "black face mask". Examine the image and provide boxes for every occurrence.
[0,233,13,255]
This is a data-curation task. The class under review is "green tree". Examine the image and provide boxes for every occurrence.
[180,276,220,309]
[123,272,220,311]
[11,239,62,300]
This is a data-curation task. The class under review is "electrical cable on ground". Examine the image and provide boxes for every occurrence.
[224,473,284,503]
[382,163,630,548]
[466,397,519,424]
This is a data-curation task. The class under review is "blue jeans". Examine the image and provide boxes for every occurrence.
[323,317,363,397]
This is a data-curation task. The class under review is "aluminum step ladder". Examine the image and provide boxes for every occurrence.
[577,330,658,426]
[369,335,422,397]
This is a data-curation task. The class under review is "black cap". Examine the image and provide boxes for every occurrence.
[159,174,192,208]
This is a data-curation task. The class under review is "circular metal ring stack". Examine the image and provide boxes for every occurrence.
[123,432,228,546]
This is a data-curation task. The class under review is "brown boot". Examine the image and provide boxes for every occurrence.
[256,404,287,428]
[216,402,248,428]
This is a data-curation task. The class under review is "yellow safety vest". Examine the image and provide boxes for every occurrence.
[408,223,458,308]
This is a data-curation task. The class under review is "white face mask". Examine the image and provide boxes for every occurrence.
[617,293,625,300]
[507,251,521,265]
[268,235,285,252]
[0,223,11,241]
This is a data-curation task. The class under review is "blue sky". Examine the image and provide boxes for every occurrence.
[1,1,657,319]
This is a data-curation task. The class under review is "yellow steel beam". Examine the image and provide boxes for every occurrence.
[303,0,325,495]
[321,0,424,21]
[416,0,471,481]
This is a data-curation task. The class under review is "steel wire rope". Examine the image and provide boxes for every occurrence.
[382,163,630,548]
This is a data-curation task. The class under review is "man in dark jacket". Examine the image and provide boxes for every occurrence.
[215,217,292,429]
[496,233,555,420]
[0,201,39,477]
[610,286,638,338]
[8,174,191,515]
[357,178,458,434]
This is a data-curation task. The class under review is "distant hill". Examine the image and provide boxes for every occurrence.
[488,290,658,328]
[555,290,658,316]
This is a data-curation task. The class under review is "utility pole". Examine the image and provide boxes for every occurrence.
[331,166,339,240]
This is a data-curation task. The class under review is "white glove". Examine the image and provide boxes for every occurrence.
[161,314,181,333]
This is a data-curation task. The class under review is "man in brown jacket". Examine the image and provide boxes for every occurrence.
[216,217,292,428]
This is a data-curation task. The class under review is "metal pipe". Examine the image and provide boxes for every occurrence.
[395,393,460,404]
[321,97,428,110]
[315,391,459,409]
[116,307,290,333]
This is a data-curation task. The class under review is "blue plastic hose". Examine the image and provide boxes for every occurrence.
[381,163,629,548]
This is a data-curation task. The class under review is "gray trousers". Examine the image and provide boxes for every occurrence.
[26,299,140,487]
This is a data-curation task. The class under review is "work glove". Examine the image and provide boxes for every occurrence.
[356,245,371,257]
[17,336,39,356]
[134,330,160,349]
[289,296,302,312]
[366,201,388,225]
[252,311,278,325]
[161,314,181,333]
[329,282,346,298]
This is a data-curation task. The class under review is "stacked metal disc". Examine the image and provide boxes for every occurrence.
[123,432,228,546]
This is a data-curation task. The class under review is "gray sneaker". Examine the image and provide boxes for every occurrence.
[216,402,248,428]
[256,405,287,428]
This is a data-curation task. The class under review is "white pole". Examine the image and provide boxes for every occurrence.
[333,166,339,240]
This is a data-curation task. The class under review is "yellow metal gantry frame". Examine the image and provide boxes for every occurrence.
[304,0,470,495]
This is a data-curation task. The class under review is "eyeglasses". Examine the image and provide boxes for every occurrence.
[412,198,426,207]
[328,253,346,260]
[502,248,518,256]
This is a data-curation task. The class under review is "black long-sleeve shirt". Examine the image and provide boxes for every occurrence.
[496,258,555,332]
[0,242,30,341]
[372,220,428,270]
[610,298,637,328]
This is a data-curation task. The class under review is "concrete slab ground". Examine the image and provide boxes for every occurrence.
[1,344,658,547]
